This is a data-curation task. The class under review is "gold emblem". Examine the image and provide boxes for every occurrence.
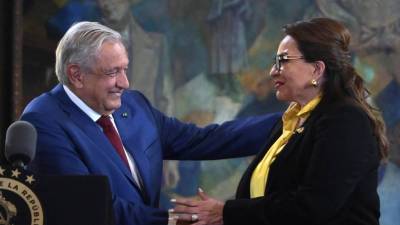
[0,191,17,225]
[0,167,44,225]
[296,127,304,133]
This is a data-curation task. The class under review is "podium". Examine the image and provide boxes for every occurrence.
[33,175,115,225]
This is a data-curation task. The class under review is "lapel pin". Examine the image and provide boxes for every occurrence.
[122,112,128,118]
[296,127,304,134]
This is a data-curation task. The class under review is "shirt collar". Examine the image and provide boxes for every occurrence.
[296,95,322,118]
[63,85,114,122]
[282,95,322,132]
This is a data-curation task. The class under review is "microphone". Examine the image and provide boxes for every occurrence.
[5,120,37,168]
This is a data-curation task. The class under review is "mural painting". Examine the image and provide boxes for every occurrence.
[21,1,399,224]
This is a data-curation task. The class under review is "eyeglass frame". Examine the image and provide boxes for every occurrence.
[273,52,304,72]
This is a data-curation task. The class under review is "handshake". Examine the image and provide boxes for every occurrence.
[168,188,225,225]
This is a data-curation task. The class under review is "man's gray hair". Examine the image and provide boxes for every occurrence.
[55,21,123,84]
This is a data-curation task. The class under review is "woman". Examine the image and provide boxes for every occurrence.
[171,17,388,225]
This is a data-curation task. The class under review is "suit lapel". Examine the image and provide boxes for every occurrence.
[272,100,326,164]
[237,101,330,198]
[51,85,139,190]
[113,104,151,202]
[271,125,307,164]
[236,121,283,198]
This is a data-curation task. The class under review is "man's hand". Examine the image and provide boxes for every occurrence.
[170,188,224,225]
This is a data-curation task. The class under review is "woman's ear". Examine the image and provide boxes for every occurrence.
[66,64,84,88]
[313,60,326,80]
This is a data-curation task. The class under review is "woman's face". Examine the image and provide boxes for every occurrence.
[269,35,321,106]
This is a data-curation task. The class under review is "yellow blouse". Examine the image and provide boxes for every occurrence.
[250,95,322,198]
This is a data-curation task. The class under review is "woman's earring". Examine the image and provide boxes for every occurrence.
[311,79,318,87]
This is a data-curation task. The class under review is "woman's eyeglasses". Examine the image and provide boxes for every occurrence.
[273,53,304,71]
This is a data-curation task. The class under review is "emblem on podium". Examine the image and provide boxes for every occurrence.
[0,166,43,225]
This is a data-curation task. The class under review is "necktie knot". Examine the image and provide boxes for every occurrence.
[97,115,113,130]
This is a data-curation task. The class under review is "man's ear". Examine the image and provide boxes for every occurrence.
[313,60,326,80]
[66,64,84,88]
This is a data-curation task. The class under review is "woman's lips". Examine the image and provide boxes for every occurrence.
[274,81,284,89]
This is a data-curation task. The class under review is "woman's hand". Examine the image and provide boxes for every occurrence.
[171,188,225,225]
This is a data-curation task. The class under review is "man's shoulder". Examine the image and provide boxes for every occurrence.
[22,86,64,116]
[24,92,55,113]
[121,89,142,99]
[121,89,152,107]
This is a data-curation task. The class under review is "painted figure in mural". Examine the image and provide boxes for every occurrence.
[20,21,281,225]
[309,1,400,224]
[207,0,252,94]
[207,0,251,75]
[172,17,388,225]
[97,0,171,113]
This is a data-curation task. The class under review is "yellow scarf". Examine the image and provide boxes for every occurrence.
[250,95,322,198]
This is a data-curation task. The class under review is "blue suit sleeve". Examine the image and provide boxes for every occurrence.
[148,106,282,160]
[112,196,168,225]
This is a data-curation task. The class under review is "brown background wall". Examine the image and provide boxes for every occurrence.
[0,1,15,162]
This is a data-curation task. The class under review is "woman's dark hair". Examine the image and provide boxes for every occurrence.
[283,17,388,160]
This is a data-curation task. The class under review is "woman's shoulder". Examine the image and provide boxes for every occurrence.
[317,98,368,118]
[310,98,374,133]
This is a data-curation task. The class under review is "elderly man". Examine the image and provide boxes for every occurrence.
[21,21,280,225]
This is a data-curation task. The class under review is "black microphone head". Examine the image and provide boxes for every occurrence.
[5,120,37,167]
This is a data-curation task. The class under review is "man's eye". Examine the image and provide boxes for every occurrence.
[105,70,118,76]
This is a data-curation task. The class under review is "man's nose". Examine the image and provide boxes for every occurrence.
[116,71,129,89]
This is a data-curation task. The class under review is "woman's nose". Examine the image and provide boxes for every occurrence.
[269,66,279,77]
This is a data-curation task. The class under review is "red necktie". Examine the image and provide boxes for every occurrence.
[97,115,130,168]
